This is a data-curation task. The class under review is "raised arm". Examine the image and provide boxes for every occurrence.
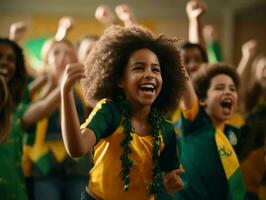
[9,21,28,42]
[95,5,116,27]
[54,16,74,41]
[115,4,136,27]
[60,63,96,157]
[180,66,197,111]
[237,39,257,112]
[186,0,207,49]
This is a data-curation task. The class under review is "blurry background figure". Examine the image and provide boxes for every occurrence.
[22,38,90,200]
[203,24,223,63]
[0,37,28,199]
[76,34,98,64]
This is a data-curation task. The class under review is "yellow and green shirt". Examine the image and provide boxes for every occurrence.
[81,99,179,200]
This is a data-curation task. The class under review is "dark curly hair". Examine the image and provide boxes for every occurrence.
[180,41,209,63]
[82,25,185,117]
[0,38,27,143]
[193,63,240,101]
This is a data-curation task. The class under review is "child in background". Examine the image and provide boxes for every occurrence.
[22,38,89,200]
[76,35,99,64]
[174,63,246,200]
[60,25,185,200]
[0,38,28,199]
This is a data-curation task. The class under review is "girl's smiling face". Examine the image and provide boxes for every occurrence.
[201,74,238,126]
[0,44,16,82]
[46,42,77,80]
[119,48,162,109]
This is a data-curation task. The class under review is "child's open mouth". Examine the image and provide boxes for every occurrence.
[221,99,232,111]
[0,68,8,78]
[139,83,155,94]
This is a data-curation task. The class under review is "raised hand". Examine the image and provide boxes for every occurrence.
[115,4,136,26]
[9,21,28,42]
[186,0,207,20]
[95,5,115,27]
[54,16,74,41]
[163,168,184,194]
[60,63,85,95]
[241,39,257,61]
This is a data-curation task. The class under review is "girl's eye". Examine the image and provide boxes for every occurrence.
[152,66,161,73]
[230,87,236,92]
[133,66,144,71]
[215,86,224,90]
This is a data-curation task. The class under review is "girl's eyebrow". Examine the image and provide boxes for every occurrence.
[131,61,160,66]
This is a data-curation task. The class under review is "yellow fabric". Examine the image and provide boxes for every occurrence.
[81,99,110,130]
[23,85,85,173]
[215,129,240,179]
[88,125,164,200]
[170,108,181,123]
[240,147,265,194]
[182,97,199,121]
[226,111,245,128]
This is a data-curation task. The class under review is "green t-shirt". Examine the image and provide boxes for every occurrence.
[0,87,30,200]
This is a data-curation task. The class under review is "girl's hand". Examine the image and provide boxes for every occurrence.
[9,21,28,42]
[115,4,136,26]
[54,16,74,41]
[241,39,257,61]
[60,63,85,95]
[163,168,184,194]
[186,0,207,20]
[95,5,115,26]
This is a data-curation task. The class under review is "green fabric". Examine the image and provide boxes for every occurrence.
[0,87,30,200]
[34,150,57,176]
[207,41,222,63]
[23,36,50,70]
[228,168,246,200]
[174,107,245,200]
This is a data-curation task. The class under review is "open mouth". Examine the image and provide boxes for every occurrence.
[139,83,155,93]
[221,99,232,110]
[0,68,8,77]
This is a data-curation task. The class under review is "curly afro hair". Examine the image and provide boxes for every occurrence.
[82,25,186,117]
[193,63,240,101]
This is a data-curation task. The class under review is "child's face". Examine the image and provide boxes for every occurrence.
[181,47,203,76]
[47,42,77,79]
[0,44,16,82]
[77,38,96,63]
[201,74,238,124]
[119,48,162,109]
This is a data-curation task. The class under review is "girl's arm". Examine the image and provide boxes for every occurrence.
[186,0,207,50]
[21,86,61,128]
[180,67,197,111]
[237,40,257,113]
[60,63,96,157]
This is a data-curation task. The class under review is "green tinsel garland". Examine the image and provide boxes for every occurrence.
[118,96,163,198]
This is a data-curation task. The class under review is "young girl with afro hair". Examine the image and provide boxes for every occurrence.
[60,25,186,200]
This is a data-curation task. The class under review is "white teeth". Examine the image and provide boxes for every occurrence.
[0,68,8,75]
[222,99,232,103]
[140,84,155,89]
